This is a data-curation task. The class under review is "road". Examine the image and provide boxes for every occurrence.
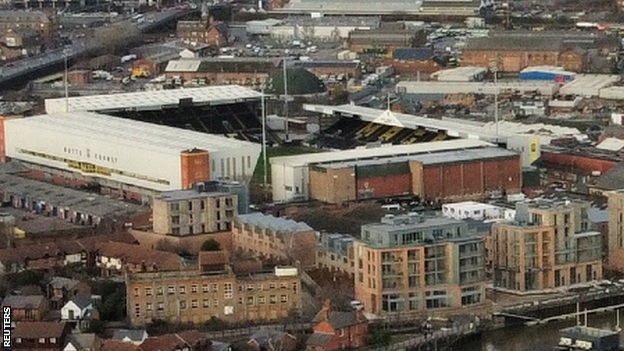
[0,7,195,84]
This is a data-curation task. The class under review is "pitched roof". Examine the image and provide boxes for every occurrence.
[68,294,92,309]
[139,334,188,351]
[13,321,67,339]
[466,36,561,52]
[66,333,98,350]
[2,295,45,309]
[312,310,364,329]
[594,162,624,191]
[101,340,140,351]
[177,330,208,346]
[48,277,81,290]
[112,329,148,342]
[306,332,333,346]
[249,328,292,348]
[96,241,183,271]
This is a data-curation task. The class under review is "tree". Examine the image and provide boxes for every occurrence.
[200,239,221,251]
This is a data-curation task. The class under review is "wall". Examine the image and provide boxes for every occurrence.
[541,152,617,174]
[461,50,579,73]
[180,150,210,189]
[309,165,356,204]
[271,163,309,203]
[384,59,440,74]
[130,229,233,254]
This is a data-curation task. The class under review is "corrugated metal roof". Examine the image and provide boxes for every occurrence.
[6,111,257,155]
[393,48,433,61]
[271,137,492,167]
[44,85,262,113]
[235,213,313,233]
[164,59,202,72]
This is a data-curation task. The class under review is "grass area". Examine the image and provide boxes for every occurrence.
[252,145,321,185]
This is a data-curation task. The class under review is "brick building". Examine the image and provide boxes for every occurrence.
[0,11,52,43]
[177,16,228,49]
[233,213,317,267]
[2,295,47,321]
[354,213,487,316]
[165,58,282,86]
[492,200,602,292]
[384,48,441,74]
[11,321,71,351]
[306,300,368,351]
[291,61,361,79]
[126,251,302,325]
[462,31,620,73]
[607,190,624,272]
[2,28,43,60]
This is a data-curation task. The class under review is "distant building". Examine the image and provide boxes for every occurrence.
[2,295,47,321]
[248,328,297,351]
[0,11,52,43]
[316,232,355,278]
[139,330,211,351]
[492,199,602,292]
[2,28,43,61]
[164,58,282,87]
[263,16,380,41]
[354,214,486,315]
[442,201,514,222]
[233,213,317,267]
[112,329,149,345]
[12,321,71,351]
[177,16,228,49]
[126,252,302,325]
[347,24,426,54]
[385,48,441,74]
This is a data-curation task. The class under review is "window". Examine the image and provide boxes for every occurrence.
[191,285,198,293]
[191,300,199,309]
[168,286,175,295]
[224,283,233,299]
[202,284,209,293]
[238,297,244,305]
[145,287,153,296]
[280,295,288,303]
[170,203,180,211]
[179,286,186,294]
[280,282,287,289]
[203,299,210,308]
[50,337,57,344]
[270,295,277,304]
[212,283,218,292]
[259,296,266,304]
[247,296,254,305]
[146,303,153,311]
[213,299,219,307]
[180,301,187,309]
[200,200,205,210]
[135,303,141,317]
[156,287,163,296]
[269,283,276,289]
[134,288,139,297]
[39,338,45,344]
[171,216,180,225]
[15,338,21,344]
[339,329,344,337]
[157,302,164,311]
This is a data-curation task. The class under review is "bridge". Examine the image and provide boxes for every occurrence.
[0,7,197,87]
[494,285,624,326]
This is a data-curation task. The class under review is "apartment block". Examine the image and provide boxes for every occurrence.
[233,213,317,267]
[607,190,624,271]
[492,200,602,292]
[317,232,356,278]
[354,214,486,316]
[126,251,302,326]
[153,189,238,236]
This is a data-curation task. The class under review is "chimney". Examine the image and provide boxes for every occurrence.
[321,299,331,321]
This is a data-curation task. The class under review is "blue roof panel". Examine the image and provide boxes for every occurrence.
[393,48,433,61]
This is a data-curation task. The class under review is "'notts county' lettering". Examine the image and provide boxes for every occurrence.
[3,306,10,348]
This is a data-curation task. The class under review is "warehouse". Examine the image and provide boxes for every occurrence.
[430,67,488,82]
[267,16,380,40]
[44,85,262,114]
[519,66,576,81]
[0,112,261,202]
[271,139,493,202]
[307,147,520,203]
[559,74,621,97]
[395,80,560,96]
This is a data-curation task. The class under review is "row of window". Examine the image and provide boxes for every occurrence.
[134,282,296,298]
[136,294,290,315]
[15,337,56,344]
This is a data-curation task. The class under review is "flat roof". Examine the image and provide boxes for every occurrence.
[364,216,463,232]
[44,85,262,114]
[158,189,231,201]
[0,166,146,218]
[560,74,620,92]
[236,212,313,233]
[271,139,492,168]
[7,112,256,156]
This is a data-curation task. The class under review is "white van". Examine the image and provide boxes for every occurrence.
[381,204,401,211]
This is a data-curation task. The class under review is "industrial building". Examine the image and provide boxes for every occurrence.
[271,0,480,16]
[395,80,560,97]
[0,112,261,202]
[558,74,621,97]
[354,213,487,316]
[430,67,488,82]
[250,16,381,40]
[519,66,576,81]
[270,139,521,203]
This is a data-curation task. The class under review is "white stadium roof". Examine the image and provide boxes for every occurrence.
[9,112,256,156]
[44,85,262,114]
[271,139,492,167]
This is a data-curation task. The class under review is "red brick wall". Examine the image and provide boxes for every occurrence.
[356,174,411,199]
[541,152,617,174]
[384,59,440,74]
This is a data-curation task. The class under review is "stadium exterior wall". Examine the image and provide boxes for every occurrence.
[356,174,412,200]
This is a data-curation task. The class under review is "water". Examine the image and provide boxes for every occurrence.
[458,312,623,351]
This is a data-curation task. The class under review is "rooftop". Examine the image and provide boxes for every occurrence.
[127,265,298,282]
[364,215,464,232]
[6,112,256,155]
[0,165,146,219]
[274,0,424,15]
[157,189,232,202]
[0,207,83,234]
[235,213,313,233]
[271,138,491,167]
[44,85,262,114]
[2,295,45,309]
[560,74,621,92]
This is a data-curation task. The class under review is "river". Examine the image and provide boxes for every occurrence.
[457,311,623,351]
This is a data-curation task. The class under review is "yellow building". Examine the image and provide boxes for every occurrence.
[354,214,486,316]
[492,200,602,292]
